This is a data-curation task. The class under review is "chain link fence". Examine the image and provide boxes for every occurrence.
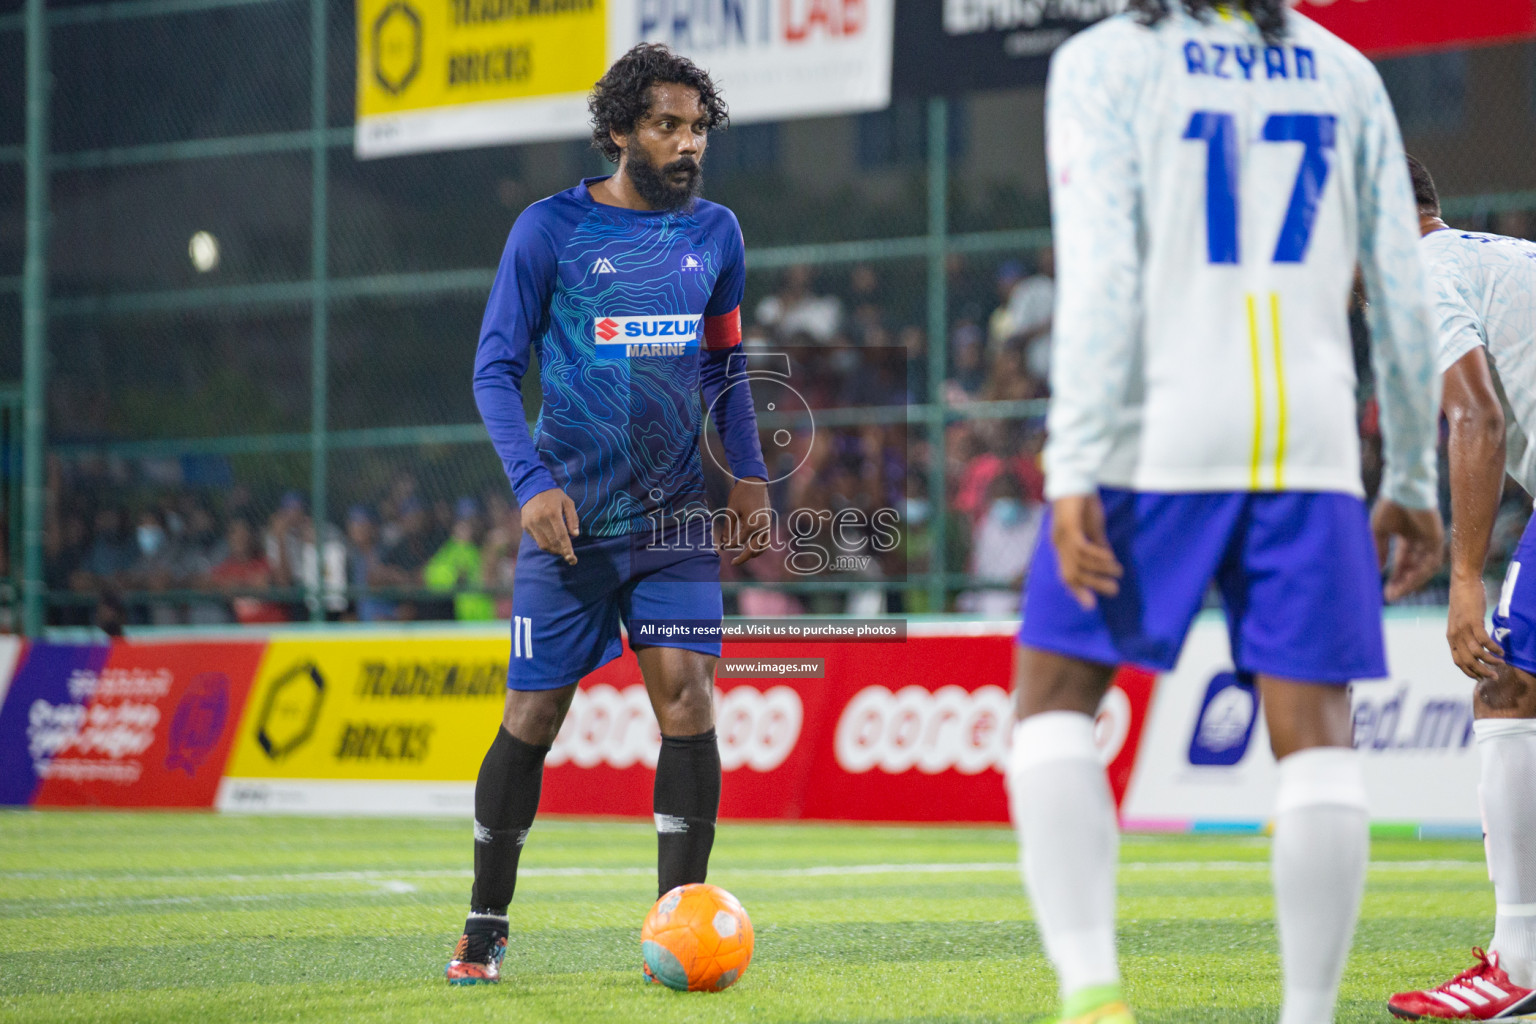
[4,0,1536,631]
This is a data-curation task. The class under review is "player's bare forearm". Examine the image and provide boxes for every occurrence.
[1446,421,1504,586]
[1441,347,1508,677]
[1443,349,1507,586]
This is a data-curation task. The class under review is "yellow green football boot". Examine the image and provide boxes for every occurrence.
[1057,983,1136,1024]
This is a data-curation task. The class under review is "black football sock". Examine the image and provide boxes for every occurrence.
[654,728,722,896]
[468,726,549,918]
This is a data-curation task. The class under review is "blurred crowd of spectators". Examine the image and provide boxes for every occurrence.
[43,244,1521,630]
[39,250,1064,628]
[44,465,526,630]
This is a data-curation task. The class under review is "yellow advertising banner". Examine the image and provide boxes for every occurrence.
[225,635,508,781]
[355,0,606,157]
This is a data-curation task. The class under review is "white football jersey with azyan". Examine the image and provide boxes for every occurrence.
[1043,7,1439,508]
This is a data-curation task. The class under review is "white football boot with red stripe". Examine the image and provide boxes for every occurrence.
[1388,949,1536,1019]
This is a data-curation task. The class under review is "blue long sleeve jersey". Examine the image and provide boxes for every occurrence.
[473,177,769,538]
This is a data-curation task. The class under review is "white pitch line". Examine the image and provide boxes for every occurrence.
[0,860,1485,887]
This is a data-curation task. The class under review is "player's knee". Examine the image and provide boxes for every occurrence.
[653,678,715,735]
[1258,676,1353,760]
[501,689,571,746]
[1012,646,1113,719]
[1475,664,1536,717]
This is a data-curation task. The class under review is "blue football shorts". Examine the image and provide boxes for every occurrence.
[1492,514,1536,675]
[506,518,723,691]
[1017,489,1386,684]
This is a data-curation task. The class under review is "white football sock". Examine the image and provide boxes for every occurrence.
[1475,718,1536,988]
[1273,746,1369,1024]
[1008,711,1120,1000]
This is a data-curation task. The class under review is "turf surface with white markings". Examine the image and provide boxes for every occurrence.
[0,814,1508,1023]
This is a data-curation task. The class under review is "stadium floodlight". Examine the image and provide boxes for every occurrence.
[188,231,220,273]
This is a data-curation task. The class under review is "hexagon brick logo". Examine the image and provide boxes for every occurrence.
[373,2,422,98]
[255,662,326,760]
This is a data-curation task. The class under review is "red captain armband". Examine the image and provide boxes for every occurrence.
[703,306,742,350]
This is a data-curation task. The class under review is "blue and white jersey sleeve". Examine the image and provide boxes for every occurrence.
[1355,70,1440,511]
[1041,22,1148,500]
[473,205,560,507]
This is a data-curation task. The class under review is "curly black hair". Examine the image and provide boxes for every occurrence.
[1127,0,1287,44]
[588,43,729,164]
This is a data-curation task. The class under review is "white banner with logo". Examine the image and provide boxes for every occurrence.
[1121,612,1482,831]
[616,0,894,126]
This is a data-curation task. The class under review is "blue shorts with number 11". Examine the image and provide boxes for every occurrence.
[506,519,723,691]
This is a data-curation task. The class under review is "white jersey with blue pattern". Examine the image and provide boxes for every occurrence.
[1042,6,1439,509]
[1422,228,1536,496]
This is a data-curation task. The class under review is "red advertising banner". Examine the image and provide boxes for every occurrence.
[29,642,265,809]
[540,633,1155,824]
[1,630,1153,821]
[1298,0,1536,57]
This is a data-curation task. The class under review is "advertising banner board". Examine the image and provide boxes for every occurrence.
[1298,0,1536,59]
[0,614,1485,830]
[357,0,895,158]
[891,0,1536,96]
[216,626,1153,821]
[0,640,261,809]
[1121,613,1482,831]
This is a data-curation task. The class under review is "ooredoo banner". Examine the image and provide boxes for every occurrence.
[357,0,895,158]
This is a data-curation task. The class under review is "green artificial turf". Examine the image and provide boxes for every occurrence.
[0,812,1497,1023]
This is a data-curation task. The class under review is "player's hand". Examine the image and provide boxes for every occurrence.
[522,487,580,566]
[718,477,772,567]
[1447,572,1504,681]
[1050,492,1123,611]
[1371,499,1445,602]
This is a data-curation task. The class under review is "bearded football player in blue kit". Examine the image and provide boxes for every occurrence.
[446,43,771,985]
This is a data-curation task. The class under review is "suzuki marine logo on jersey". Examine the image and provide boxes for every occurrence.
[591,257,618,274]
[591,315,702,359]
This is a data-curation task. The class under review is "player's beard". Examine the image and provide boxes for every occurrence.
[625,151,703,212]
